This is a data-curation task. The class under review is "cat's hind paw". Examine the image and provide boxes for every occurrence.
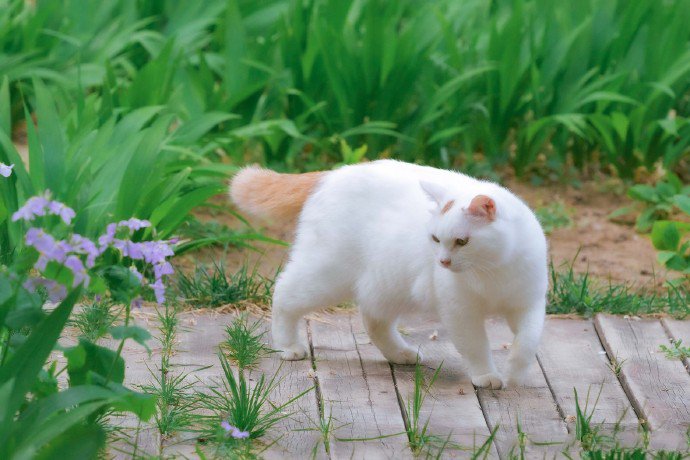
[279,344,308,361]
[472,372,504,389]
[385,346,422,365]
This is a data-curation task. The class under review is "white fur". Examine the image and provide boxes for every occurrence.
[271,160,548,389]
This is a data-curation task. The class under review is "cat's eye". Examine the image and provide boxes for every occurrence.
[455,237,469,247]
[431,235,440,243]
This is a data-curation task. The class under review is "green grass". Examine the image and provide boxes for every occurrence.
[176,261,275,309]
[199,353,312,443]
[659,339,690,361]
[71,300,121,342]
[535,202,573,235]
[547,260,690,318]
[222,314,276,369]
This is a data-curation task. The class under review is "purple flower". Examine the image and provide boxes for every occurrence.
[98,223,117,249]
[70,234,99,268]
[0,163,13,178]
[23,277,67,303]
[221,421,250,439]
[12,195,49,222]
[48,201,76,225]
[64,255,89,287]
[118,218,151,232]
[150,279,166,304]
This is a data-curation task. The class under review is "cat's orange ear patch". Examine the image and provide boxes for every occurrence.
[441,200,455,215]
[468,195,496,221]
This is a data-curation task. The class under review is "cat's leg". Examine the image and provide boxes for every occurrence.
[361,313,420,365]
[272,261,349,361]
[504,303,545,387]
[441,308,503,389]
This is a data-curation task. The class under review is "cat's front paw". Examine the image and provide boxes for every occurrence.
[385,346,422,365]
[472,372,504,389]
[278,344,308,361]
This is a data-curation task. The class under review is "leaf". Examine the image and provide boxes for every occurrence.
[0,288,81,440]
[627,184,657,203]
[673,195,690,216]
[66,339,125,386]
[651,221,681,251]
[109,325,152,352]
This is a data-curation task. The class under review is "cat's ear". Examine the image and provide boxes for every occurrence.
[419,180,446,207]
[467,195,496,221]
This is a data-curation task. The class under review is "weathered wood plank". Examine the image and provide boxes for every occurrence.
[595,314,690,450]
[310,313,411,459]
[662,318,690,374]
[166,311,324,459]
[537,318,640,445]
[478,318,568,458]
[393,317,499,458]
[251,315,326,460]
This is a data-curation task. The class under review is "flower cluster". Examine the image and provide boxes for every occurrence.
[14,192,175,305]
[12,192,75,224]
[0,162,13,178]
[221,421,250,439]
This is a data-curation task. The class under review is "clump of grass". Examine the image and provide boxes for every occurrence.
[659,339,690,361]
[140,371,199,439]
[547,260,690,318]
[176,261,274,308]
[606,353,627,377]
[223,314,276,369]
[71,300,121,342]
[199,353,312,443]
[574,386,608,452]
[404,360,462,457]
[535,202,573,234]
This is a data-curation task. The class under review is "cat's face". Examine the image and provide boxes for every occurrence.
[420,181,510,273]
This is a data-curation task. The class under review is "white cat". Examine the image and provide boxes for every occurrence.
[230,160,547,389]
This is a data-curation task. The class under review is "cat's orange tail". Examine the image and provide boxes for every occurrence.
[229,166,325,223]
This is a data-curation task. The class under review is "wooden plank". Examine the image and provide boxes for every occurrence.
[595,314,690,450]
[393,317,499,458]
[478,318,568,458]
[166,312,325,459]
[252,315,326,460]
[662,318,690,374]
[310,313,412,459]
[537,318,640,445]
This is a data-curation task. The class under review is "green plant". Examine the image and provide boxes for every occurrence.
[199,353,312,444]
[535,202,573,234]
[651,219,690,286]
[223,314,276,369]
[614,173,690,233]
[659,339,690,361]
[71,300,121,342]
[176,260,275,308]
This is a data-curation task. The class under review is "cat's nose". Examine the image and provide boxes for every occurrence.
[440,258,451,267]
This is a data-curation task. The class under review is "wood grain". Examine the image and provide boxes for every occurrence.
[662,318,690,374]
[595,314,690,450]
[310,313,412,459]
[537,318,641,445]
[478,318,568,458]
[392,317,499,458]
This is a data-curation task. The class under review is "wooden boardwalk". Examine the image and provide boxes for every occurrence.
[111,311,690,458]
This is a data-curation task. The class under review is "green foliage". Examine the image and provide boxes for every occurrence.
[535,202,573,234]
[2,0,690,176]
[176,261,275,308]
[659,339,690,361]
[200,353,311,442]
[223,314,276,369]
[71,300,121,342]
[547,260,690,318]
[616,173,690,233]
